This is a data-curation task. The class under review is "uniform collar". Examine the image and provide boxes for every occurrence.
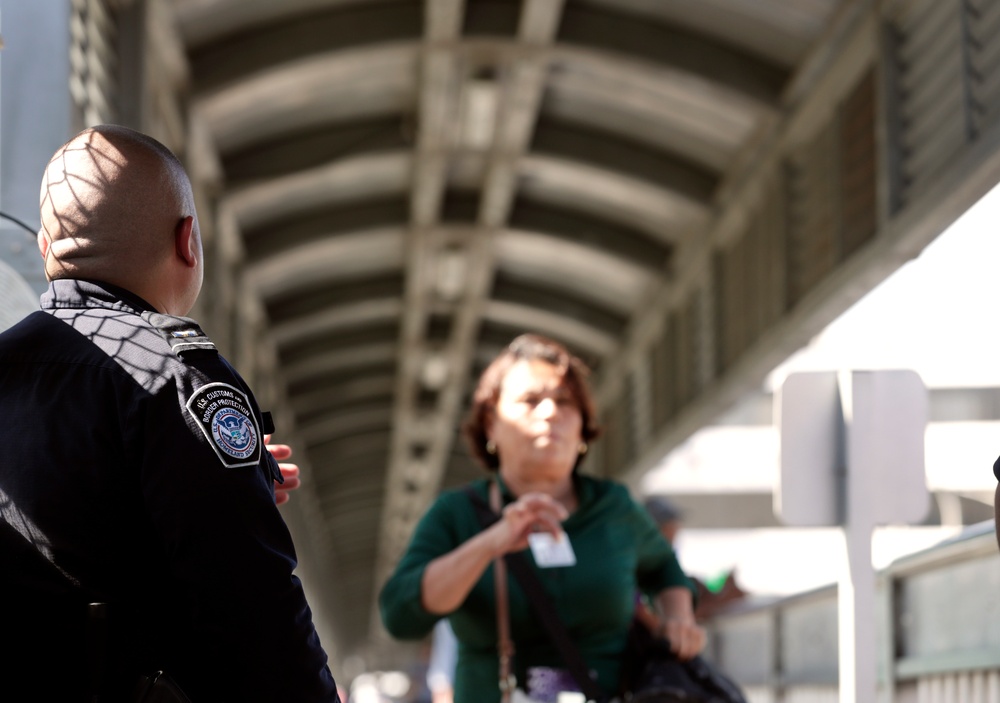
[40,279,158,315]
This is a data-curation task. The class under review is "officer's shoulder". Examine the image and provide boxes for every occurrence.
[142,312,218,360]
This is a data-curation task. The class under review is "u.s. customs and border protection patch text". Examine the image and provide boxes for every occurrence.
[186,382,261,468]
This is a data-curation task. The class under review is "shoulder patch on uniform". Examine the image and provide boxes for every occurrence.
[143,311,218,359]
[186,382,261,468]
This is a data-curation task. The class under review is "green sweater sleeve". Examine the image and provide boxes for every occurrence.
[379,489,469,639]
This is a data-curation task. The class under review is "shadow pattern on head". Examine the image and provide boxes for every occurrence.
[463,333,602,472]
[38,124,195,291]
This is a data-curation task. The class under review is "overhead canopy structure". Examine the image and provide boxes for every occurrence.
[53,0,1000,673]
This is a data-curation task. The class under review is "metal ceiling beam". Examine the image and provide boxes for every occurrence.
[194,42,420,153]
[290,376,396,416]
[226,152,413,229]
[270,299,403,346]
[174,0,834,69]
[245,228,404,298]
[574,0,835,68]
[494,229,655,313]
[517,154,708,240]
[481,300,617,357]
[194,39,778,156]
[224,149,706,248]
[299,407,393,444]
[174,0,383,47]
[418,0,569,522]
[282,343,399,385]
[244,222,657,357]
[369,0,465,657]
[368,0,569,655]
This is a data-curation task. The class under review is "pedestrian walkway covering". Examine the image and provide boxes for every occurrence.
[49,0,1000,670]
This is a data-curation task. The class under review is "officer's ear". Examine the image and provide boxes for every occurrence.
[174,216,197,268]
[37,231,49,260]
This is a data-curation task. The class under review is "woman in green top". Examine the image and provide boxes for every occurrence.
[379,334,705,703]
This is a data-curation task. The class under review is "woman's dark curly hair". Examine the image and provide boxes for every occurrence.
[462,334,602,471]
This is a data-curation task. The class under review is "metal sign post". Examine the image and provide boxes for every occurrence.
[776,370,929,703]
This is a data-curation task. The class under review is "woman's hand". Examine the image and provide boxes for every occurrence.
[264,435,301,506]
[660,615,706,661]
[655,586,707,661]
[420,490,569,615]
[488,492,569,556]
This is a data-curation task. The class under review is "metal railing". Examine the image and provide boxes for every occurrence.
[702,521,1000,702]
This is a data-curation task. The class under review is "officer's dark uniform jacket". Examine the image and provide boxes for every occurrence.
[0,279,339,701]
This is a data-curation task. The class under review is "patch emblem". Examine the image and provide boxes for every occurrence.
[186,382,261,468]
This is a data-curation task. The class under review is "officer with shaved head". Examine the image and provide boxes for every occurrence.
[0,125,340,701]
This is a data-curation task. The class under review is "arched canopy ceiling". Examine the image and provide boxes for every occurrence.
[169,0,848,670]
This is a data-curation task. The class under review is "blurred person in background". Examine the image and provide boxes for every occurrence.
[379,334,704,703]
[426,619,458,703]
[640,496,746,623]
[643,496,684,548]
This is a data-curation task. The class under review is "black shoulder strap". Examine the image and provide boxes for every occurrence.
[464,486,608,703]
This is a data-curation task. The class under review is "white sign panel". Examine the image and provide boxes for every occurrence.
[775,372,842,526]
[776,370,929,527]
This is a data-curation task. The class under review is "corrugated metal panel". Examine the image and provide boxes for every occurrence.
[758,175,788,323]
[647,298,700,435]
[839,69,877,257]
[70,0,120,126]
[715,172,788,375]
[744,197,769,351]
[743,687,776,703]
[785,120,839,307]
[913,671,1000,703]
[783,61,875,309]
[603,388,633,471]
[966,0,1000,135]
[781,595,839,684]
[896,554,1000,658]
[886,0,968,207]
[692,282,715,391]
[675,295,698,407]
[629,353,653,449]
[713,240,741,373]
[649,332,674,431]
[712,609,775,685]
[783,688,839,703]
[617,388,635,466]
[624,365,642,451]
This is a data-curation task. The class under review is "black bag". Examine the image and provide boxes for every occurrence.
[620,619,747,703]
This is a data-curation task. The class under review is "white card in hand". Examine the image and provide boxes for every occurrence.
[528,530,576,568]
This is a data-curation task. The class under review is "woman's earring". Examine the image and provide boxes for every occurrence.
[486,439,497,455]
[578,442,588,455]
